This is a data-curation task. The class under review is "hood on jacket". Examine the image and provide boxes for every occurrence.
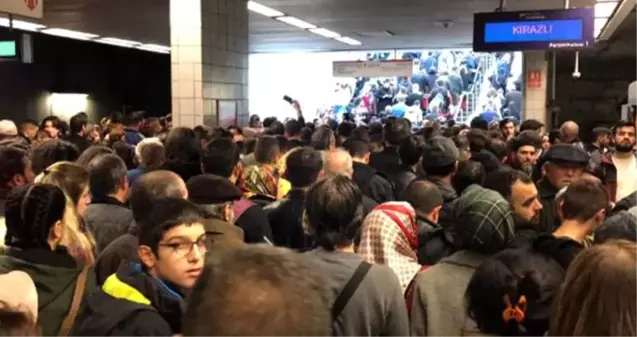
[74,261,185,335]
[594,207,637,244]
[448,185,515,253]
[0,248,96,336]
[532,234,583,270]
[0,248,80,305]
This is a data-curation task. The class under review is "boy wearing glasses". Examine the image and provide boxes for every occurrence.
[72,198,207,336]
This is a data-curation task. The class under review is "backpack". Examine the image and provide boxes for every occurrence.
[331,262,372,333]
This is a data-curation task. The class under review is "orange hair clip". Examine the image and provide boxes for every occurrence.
[502,294,527,323]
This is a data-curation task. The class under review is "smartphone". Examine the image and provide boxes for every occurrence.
[283,95,294,104]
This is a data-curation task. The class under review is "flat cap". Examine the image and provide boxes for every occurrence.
[422,136,459,168]
[543,144,590,166]
[187,174,243,205]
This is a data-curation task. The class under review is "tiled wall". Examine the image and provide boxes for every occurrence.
[523,51,549,129]
[170,0,249,127]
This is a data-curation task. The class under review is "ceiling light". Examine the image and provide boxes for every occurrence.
[334,36,362,46]
[0,18,45,31]
[137,44,171,54]
[42,28,98,40]
[309,28,340,39]
[276,16,317,29]
[594,1,619,18]
[96,37,141,48]
[247,1,284,17]
[594,17,608,37]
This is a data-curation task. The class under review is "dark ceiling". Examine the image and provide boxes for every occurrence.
[36,0,606,53]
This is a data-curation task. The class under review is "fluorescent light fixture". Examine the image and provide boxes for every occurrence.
[137,44,171,54]
[334,36,362,46]
[0,18,45,31]
[48,93,89,117]
[276,16,317,29]
[96,37,141,48]
[594,17,608,37]
[309,28,340,38]
[594,1,619,18]
[42,28,98,40]
[247,1,284,17]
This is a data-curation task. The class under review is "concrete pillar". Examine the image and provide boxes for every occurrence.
[522,51,549,129]
[170,0,249,128]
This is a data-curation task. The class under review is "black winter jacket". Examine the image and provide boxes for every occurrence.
[352,162,395,204]
[72,261,185,336]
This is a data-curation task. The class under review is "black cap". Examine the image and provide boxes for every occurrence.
[422,136,459,168]
[543,144,590,166]
[592,127,612,136]
[187,174,243,205]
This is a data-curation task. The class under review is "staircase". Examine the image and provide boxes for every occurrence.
[458,53,497,124]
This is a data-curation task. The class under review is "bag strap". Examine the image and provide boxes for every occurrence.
[57,267,89,336]
[331,261,372,321]
[405,265,429,313]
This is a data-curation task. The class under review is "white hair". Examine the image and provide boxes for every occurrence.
[135,137,163,161]
[0,119,18,137]
[323,148,354,179]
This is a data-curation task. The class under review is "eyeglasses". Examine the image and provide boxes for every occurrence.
[158,236,207,258]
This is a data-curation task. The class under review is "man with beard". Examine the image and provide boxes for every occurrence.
[485,168,543,249]
[508,130,542,175]
[599,120,637,202]
[585,127,612,157]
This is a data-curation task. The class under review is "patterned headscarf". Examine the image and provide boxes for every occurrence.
[359,202,422,293]
[241,165,279,200]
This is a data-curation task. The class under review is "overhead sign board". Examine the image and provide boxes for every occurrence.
[0,29,20,61]
[333,60,414,78]
[473,8,594,52]
[0,0,43,19]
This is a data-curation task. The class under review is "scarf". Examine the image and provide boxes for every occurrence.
[241,165,279,200]
[359,202,422,293]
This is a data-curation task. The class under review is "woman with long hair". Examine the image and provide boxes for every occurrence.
[0,184,97,335]
[35,162,96,267]
[550,240,636,336]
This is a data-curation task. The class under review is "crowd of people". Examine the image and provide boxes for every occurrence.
[0,102,635,336]
[328,51,522,126]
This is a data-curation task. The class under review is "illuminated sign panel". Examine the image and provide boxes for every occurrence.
[474,8,594,51]
[0,41,17,57]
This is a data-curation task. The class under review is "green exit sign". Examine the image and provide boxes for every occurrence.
[0,41,17,57]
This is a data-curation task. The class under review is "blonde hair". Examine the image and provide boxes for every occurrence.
[34,162,88,206]
[35,163,96,266]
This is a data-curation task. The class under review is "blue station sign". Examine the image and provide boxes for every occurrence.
[473,8,594,51]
